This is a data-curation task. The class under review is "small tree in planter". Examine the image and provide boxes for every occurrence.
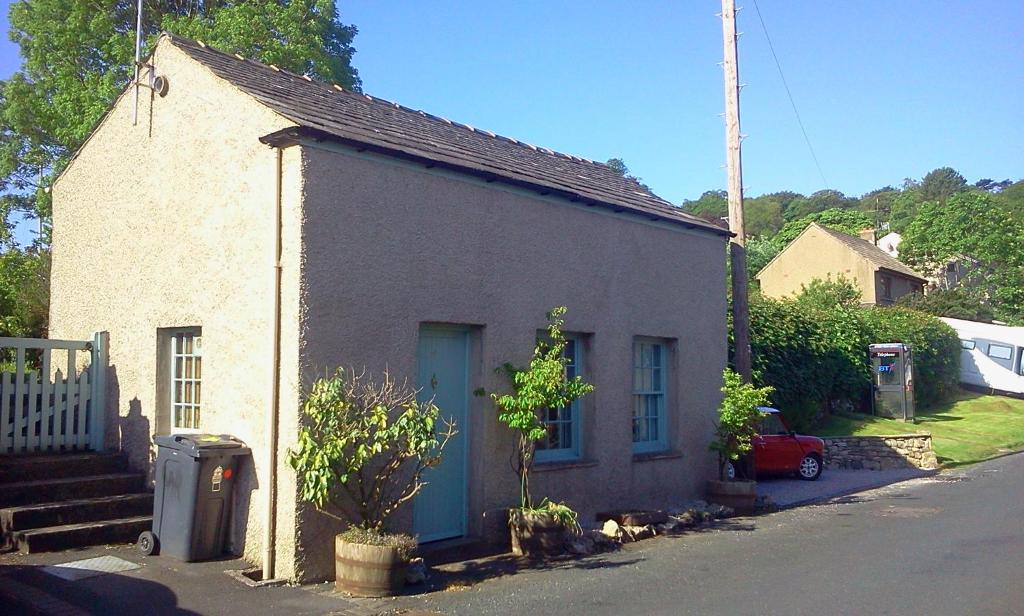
[707,369,773,513]
[489,306,594,557]
[287,367,455,596]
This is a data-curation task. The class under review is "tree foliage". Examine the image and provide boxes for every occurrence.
[794,274,861,309]
[900,192,1024,323]
[0,246,49,341]
[919,166,967,203]
[745,236,784,279]
[896,288,996,323]
[604,157,649,190]
[710,369,773,480]
[1,0,360,231]
[683,190,728,219]
[774,208,874,246]
[287,367,454,533]
[744,195,784,238]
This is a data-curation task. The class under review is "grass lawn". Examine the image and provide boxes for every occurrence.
[815,390,1024,467]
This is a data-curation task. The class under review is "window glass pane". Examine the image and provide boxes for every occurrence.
[988,344,1013,360]
[536,337,581,458]
[633,339,667,449]
[170,330,202,430]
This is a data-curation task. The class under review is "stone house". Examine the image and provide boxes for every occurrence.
[48,34,731,582]
[756,223,927,305]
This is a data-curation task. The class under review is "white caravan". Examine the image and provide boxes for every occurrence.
[940,317,1024,396]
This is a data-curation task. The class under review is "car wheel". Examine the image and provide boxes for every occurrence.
[725,461,736,480]
[798,454,822,481]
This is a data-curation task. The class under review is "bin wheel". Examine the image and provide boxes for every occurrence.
[137,531,158,556]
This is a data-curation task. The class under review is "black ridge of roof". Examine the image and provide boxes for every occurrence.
[164,33,729,236]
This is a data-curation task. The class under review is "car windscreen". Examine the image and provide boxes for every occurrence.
[760,414,788,435]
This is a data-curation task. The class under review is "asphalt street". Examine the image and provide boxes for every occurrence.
[402,453,1024,616]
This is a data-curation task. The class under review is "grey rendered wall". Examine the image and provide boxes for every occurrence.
[48,40,306,577]
[291,142,728,581]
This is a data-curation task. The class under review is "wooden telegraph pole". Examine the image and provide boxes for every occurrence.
[721,0,752,382]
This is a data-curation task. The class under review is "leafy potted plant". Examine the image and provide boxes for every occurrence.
[489,306,593,557]
[707,368,773,514]
[287,367,455,596]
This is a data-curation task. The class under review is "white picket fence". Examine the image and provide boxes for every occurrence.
[0,333,108,454]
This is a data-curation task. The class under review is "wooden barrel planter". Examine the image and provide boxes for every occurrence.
[706,479,757,515]
[334,535,409,597]
[509,509,566,558]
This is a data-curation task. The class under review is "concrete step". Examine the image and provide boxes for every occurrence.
[11,515,152,553]
[0,473,145,508]
[0,452,128,484]
[1,493,154,535]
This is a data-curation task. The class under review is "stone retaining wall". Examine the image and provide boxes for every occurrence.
[823,434,939,470]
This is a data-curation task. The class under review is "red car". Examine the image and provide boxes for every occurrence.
[726,407,825,481]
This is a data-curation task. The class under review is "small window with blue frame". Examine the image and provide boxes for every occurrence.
[535,335,582,462]
[633,338,668,453]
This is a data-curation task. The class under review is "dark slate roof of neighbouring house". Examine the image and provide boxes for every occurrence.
[164,34,729,237]
[813,224,928,281]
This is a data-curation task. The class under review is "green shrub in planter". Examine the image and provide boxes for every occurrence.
[710,369,774,480]
[487,306,593,556]
[287,367,455,594]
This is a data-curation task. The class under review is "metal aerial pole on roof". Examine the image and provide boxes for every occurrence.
[132,0,143,126]
[721,0,753,383]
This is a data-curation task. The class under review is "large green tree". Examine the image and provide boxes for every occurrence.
[683,189,728,218]
[1,0,360,232]
[744,195,784,238]
[919,166,967,203]
[900,192,1024,323]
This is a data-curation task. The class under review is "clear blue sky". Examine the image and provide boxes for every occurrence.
[2,0,1022,208]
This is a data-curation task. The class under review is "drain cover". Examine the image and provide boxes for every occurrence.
[43,555,142,581]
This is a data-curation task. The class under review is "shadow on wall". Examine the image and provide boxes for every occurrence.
[229,453,256,555]
[108,365,154,480]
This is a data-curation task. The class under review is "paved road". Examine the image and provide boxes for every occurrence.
[403,453,1024,616]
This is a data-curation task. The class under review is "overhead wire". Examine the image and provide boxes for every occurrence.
[750,0,830,188]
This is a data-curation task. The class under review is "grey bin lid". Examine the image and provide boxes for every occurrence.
[154,434,251,458]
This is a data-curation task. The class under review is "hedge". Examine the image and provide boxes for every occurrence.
[739,296,960,430]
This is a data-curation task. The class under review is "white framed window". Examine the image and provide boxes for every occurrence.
[170,329,202,431]
[960,340,976,350]
[632,338,668,453]
[536,336,582,462]
[987,343,1013,361]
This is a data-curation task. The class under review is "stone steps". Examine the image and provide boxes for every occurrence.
[1,493,153,536]
[0,452,153,553]
[10,515,153,553]
[0,473,146,508]
[0,452,127,483]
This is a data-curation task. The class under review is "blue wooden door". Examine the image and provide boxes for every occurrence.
[413,326,469,542]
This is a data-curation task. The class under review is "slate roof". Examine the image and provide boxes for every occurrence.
[812,224,927,281]
[164,34,728,236]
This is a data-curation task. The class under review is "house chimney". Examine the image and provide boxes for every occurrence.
[859,228,876,244]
